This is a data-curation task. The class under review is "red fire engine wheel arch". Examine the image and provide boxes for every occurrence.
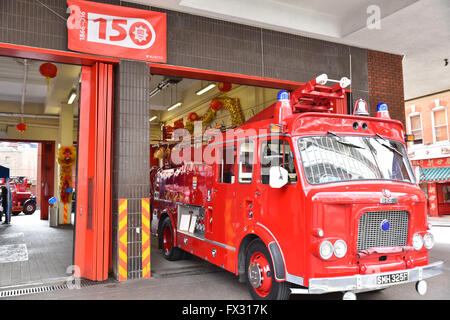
[0,42,118,281]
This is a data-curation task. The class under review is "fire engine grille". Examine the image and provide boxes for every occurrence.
[357,210,409,251]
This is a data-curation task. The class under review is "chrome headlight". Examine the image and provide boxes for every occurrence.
[334,240,347,258]
[423,233,434,249]
[319,241,334,260]
[412,233,424,250]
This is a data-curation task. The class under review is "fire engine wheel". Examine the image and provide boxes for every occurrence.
[23,201,36,215]
[12,211,20,216]
[159,217,185,261]
[245,239,290,300]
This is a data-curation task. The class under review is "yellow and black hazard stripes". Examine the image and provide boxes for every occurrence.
[117,198,152,281]
[141,198,151,278]
[118,199,128,281]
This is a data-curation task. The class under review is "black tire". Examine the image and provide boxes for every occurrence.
[23,200,36,215]
[159,216,185,261]
[12,211,20,216]
[245,239,291,300]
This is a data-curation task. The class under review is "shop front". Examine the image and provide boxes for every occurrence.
[413,157,450,216]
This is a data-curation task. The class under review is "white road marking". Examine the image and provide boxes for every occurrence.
[0,244,28,263]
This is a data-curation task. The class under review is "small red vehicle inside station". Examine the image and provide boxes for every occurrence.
[0,176,36,216]
[150,74,443,300]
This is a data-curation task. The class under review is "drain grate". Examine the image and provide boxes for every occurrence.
[0,278,111,298]
[0,283,68,298]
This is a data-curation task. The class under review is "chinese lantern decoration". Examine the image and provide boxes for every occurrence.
[16,122,27,134]
[173,118,184,129]
[188,112,200,122]
[162,125,174,140]
[210,99,223,111]
[57,146,76,224]
[218,82,232,92]
[39,62,58,91]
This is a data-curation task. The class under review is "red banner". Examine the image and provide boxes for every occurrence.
[67,0,166,62]
[412,157,450,168]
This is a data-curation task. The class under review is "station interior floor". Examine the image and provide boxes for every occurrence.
[0,209,217,290]
[0,210,73,288]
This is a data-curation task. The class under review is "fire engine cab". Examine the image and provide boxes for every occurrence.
[150,74,443,300]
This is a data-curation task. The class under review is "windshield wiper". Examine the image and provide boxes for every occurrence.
[327,131,364,149]
[374,133,403,157]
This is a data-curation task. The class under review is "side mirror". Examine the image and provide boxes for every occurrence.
[269,166,289,189]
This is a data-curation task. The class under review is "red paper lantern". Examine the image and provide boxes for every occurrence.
[210,99,223,111]
[16,122,27,134]
[188,112,200,122]
[39,62,58,79]
[218,82,232,92]
[39,62,58,90]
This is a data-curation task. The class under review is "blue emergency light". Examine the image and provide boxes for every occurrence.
[376,102,390,119]
[277,90,289,101]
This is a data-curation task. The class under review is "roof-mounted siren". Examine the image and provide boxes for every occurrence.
[274,90,293,124]
[353,99,369,116]
[315,74,328,85]
[375,102,391,119]
[339,77,351,89]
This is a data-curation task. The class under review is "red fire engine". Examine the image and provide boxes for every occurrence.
[150,74,443,300]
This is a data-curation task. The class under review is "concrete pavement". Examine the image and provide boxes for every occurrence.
[3,225,450,300]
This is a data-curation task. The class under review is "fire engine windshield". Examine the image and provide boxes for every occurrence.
[297,135,415,184]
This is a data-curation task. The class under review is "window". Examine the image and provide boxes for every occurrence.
[260,139,297,184]
[432,107,448,143]
[218,145,236,183]
[443,185,450,203]
[238,140,254,183]
[409,113,423,145]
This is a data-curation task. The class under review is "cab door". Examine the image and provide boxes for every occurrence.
[209,142,237,246]
[234,139,257,225]
[254,136,299,226]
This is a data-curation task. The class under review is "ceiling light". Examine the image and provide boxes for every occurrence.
[149,116,157,122]
[196,83,215,95]
[168,102,182,111]
[68,90,77,104]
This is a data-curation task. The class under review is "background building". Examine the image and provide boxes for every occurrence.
[406,91,450,216]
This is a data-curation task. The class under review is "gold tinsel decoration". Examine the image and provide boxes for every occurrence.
[185,96,243,134]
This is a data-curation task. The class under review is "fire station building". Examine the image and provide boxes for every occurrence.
[0,0,407,285]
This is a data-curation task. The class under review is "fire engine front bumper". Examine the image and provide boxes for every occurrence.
[292,261,443,295]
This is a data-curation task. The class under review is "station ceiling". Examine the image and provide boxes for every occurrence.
[127,0,450,100]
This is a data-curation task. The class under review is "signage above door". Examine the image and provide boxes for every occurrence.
[67,0,167,63]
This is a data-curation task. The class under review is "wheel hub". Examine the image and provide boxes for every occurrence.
[248,262,262,288]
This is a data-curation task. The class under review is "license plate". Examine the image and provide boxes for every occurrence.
[376,272,409,285]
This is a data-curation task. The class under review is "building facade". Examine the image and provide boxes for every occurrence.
[406,91,450,216]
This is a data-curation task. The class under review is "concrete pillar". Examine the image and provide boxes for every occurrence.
[58,103,74,224]
[112,61,151,280]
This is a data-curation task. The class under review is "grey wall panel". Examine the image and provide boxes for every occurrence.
[113,60,150,278]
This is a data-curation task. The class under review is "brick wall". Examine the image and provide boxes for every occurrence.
[367,50,405,126]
